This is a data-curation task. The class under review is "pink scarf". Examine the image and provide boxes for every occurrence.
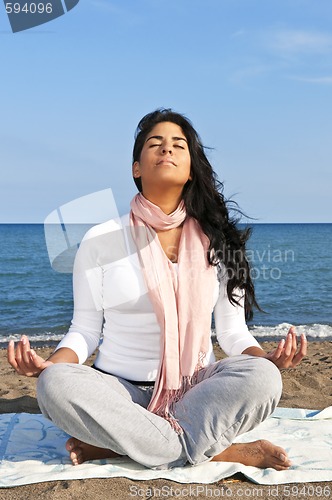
[130,194,216,433]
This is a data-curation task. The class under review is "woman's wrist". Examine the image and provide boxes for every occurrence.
[242,346,267,357]
[47,347,79,364]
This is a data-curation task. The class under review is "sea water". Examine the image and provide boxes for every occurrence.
[0,223,331,346]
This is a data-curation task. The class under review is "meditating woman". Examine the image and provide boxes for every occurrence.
[8,109,306,471]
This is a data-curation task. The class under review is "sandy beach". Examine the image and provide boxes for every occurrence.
[0,340,331,499]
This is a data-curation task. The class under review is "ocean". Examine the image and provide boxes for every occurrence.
[0,223,331,347]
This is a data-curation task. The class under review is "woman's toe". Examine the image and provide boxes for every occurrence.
[66,437,77,451]
[70,447,82,465]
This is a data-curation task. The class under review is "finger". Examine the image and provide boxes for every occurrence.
[7,340,19,370]
[21,336,32,365]
[300,332,307,355]
[291,330,297,351]
[284,333,293,357]
[29,350,45,370]
[8,342,27,375]
[14,338,34,374]
[291,333,307,366]
[14,338,24,365]
[265,341,284,363]
[272,339,285,360]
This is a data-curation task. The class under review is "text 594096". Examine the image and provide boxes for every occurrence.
[5,3,53,14]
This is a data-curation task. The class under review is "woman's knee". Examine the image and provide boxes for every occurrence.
[37,363,75,413]
[246,356,282,401]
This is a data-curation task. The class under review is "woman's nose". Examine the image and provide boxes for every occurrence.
[161,145,173,154]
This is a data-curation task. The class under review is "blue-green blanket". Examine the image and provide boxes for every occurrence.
[0,407,331,487]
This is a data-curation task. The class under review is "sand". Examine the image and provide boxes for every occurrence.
[0,340,331,499]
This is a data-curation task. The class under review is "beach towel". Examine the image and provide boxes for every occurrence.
[0,406,331,488]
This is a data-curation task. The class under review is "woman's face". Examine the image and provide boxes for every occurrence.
[133,121,191,194]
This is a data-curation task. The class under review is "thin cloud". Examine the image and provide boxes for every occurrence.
[230,30,246,39]
[289,76,332,84]
[230,28,332,84]
[229,63,281,84]
[270,29,332,55]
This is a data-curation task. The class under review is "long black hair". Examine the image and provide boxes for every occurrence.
[132,108,260,320]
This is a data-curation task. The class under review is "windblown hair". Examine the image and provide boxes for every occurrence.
[132,108,260,319]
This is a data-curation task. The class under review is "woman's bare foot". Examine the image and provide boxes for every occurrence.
[212,440,292,471]
[66,437,121,465]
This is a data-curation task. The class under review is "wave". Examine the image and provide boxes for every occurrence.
[1,322,331,347]
[249,322,332,339]
[0,332,65,346]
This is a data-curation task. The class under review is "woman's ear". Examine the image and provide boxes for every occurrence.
[132,161,141,178]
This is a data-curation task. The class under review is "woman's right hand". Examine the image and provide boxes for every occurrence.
[7,335,53,377]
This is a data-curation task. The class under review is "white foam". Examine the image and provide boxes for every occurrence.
[1,323,332,346]
[0,332,64,345]
[249,322,332,339]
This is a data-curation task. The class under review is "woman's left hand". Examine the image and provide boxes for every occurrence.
[265,327,307,369]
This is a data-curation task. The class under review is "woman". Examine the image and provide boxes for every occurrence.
[8,109,306,471]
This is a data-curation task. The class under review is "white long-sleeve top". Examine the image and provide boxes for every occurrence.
[56,214,260,381]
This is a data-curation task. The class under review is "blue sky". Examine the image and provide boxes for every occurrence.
[1,0,331,223]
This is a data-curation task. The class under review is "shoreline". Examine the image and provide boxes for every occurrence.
[0,340,331,499]
[1,333,332,350]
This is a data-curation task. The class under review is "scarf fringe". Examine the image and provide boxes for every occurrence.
[151,359,205,434]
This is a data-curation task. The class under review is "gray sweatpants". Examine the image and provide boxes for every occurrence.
[37,355,282,469]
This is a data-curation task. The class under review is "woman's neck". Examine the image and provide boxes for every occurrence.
[141,189,183,215]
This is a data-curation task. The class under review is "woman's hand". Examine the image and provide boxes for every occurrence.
[7,335,53,377]
[265,327,307,369]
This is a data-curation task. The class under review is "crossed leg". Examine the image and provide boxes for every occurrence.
[37,356,287,470]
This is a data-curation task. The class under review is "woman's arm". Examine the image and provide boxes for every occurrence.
[8,225,106,377]
[52,231,104,363]
[214,276,261,356]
